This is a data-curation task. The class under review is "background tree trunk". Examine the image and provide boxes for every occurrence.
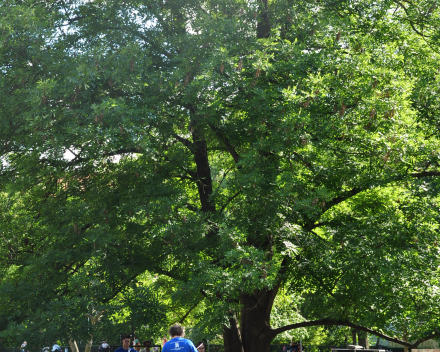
[375,337,381,348]
[84,310,104,352]
[68,339,79,352]
[358,332,368,348]
[403,330,408,352]
[352,329,357,345]
[84,340,92,352]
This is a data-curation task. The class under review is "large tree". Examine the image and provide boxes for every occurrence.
[1,0,440,351]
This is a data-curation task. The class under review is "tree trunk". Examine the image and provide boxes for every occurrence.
[223,317,244,352]
[375,337,381,348]
[358,332,368,348]
[68,339,79,352]
[84,310,104,352]
[256,0,270,38]
[352,329,357,345]
[239,288,278,352]
[403,330,408,352]
[131,320,136,342]
[84,340,93,352]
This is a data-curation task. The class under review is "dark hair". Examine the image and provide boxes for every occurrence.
[121,334,131,341]
[143,341,151,347]
[169,324,184,337]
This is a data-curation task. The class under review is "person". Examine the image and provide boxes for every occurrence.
[162,324,197,352]
[288,342,298,352]
[99,341,110,352]
[140,341,152,352]
[21,342,27,352]
[134,343,141,352]
[293,341,299,352]
[195,342,205,352]
[114,334,136,352]
[51,343,61,352]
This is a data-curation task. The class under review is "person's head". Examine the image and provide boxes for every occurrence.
[195,342,205,352]
[169,324,184,338]
[143,341,151,351]
[121,334,131,349]
[134,343,141,352]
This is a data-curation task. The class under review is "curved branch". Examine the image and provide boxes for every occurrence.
[324,187,361,211]
[219,191,241,215]
[391,0,430,38]
[178,298,204,323]
[411,170,440,177]
[270,318,440,348]
[208,123,240,163]
[317,169,440,221]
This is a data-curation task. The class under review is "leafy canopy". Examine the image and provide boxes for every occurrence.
[1,0,440,349]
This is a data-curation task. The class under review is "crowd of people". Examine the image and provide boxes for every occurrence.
[20,328,303,352]
[24,323,312,352]
[284,341,301,352]
[102,325,204,352]
[18,324,203,352]
[20,341,62,352]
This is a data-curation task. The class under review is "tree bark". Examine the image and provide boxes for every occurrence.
[84,310,104,352]
[256,0,270,38]
[223,317,244,352]
[240,288,278,352]
[352,329,357,345]
[84,340,93,352]
[188,107,215,214]
[358,332,368,348]
[68,339,79,352]
[403,329,408,352]
[375,337,381,348]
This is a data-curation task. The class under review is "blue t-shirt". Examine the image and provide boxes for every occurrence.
[163,337,197,352]
[114,347,136,352]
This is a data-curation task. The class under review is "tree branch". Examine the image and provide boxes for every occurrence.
[178,298,204,324]
[314,169,440,224]
[324,187,362,212]
[411,170,440,177]
[391,0,430,38]
[219,191,241,215]
[270,318,440,347]
[208,123,240,163]
[173,134,193,150]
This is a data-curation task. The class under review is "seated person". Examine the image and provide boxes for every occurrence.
[99,341,110,352]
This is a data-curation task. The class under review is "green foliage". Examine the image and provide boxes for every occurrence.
[270,292,308,343]
[1,0,440,349]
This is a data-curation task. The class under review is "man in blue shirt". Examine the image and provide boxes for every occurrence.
[162,324,197,352]
[114,334,137,352]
